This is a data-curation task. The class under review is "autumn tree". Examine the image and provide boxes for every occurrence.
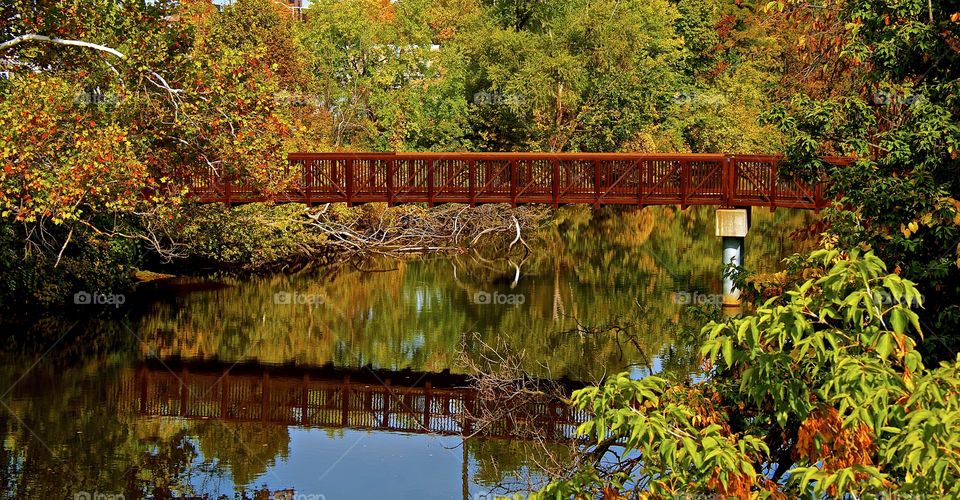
[763,0,960,360]
[0,0,298,307]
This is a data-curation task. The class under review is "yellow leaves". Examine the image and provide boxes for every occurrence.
[899,221,919,238]
[763,1,786,13]
[950,198,960,226]
[902,365,914,391]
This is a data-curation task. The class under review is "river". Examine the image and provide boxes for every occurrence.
[0,205,815,499]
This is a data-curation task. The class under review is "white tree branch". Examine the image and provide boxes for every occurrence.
[0,34,126,59]
[1,33,183,95]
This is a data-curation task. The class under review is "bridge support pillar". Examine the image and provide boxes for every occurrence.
[716,208,749,307]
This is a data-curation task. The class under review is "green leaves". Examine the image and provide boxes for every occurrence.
[767,0,960,362]
[544,249,960,496]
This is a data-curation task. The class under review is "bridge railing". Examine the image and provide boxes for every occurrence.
[185,153,844,209]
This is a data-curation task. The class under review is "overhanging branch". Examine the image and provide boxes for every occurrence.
[0,34,127,59]
[0,33,182,94]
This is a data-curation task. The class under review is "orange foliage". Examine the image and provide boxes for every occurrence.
[796,406,875,493]
[371,0,395,23]
[706,468,753,499]
[601,485,624,499]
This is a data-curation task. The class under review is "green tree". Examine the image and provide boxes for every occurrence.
[299,0,472,150]
[535,250,960,497]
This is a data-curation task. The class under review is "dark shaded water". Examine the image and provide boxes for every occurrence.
[0,206,815,499]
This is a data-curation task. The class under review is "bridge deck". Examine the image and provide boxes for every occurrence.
[182,153,841,209]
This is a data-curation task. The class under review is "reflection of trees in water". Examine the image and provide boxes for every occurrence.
[0,356,202,497]
[0,206,818,495]
[0,352,576,497]
[0,207,819,494]
[192,420,291,488]
[132,206,815,381]
[468,438,578,495]
[0,353,294,497]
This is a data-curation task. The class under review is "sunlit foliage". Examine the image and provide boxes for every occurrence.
[536,250,960,497]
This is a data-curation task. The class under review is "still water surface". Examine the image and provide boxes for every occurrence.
[0,206,815,499]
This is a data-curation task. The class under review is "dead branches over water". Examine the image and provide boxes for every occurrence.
[456,333,586,493]
[306,203,546,259]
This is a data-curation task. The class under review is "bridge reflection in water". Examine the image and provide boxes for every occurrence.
[118,360,589,441]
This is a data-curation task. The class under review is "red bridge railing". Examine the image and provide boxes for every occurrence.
[183,153,842,209]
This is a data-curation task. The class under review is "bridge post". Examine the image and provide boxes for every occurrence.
[346,159,354,207]
[468,159,476,207]
[387,159,395,206]
[551,159,559,208]
[304,160,313,206]
[223,176,232,206]
[593,159,601,208]
[716,208,749,307]
[510,159,518,207]
[427,159,435,207]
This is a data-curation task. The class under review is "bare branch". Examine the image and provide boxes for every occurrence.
[0,34,126,59]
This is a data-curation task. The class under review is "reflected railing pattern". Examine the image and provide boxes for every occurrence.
[117,360,589,441]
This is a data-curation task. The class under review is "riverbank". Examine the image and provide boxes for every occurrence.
[0,202,550,316]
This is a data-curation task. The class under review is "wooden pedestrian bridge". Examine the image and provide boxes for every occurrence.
[117,360,589,442]
[183,152,845,210]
